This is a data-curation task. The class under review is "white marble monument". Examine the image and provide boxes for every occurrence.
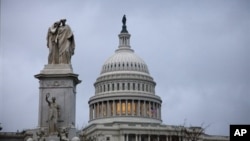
[34,19,81,140]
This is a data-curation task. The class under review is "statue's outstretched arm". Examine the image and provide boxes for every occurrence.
[45,93,51,105]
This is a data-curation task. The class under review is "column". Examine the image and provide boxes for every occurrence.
[97,102,99,118]
[132,100,134,116]
[159,105,161,120]
[126,100,128,116]
[135,134,138,141]
[138,100,140,116]
[149,102,151,117]
[156,103,160,119]
[152,102,155,118]
[119,82,122,90]
[91,105,93,120]
[113,100,116,116]
[157,135,159,141]
[93,103,96,119]
[143,101,146,117]
[89,104,93,120]
[126,134,128,141]
[107,101,110,117]
[166,135,168,141]
[101,101,104,118]
[120,134,125,141]
[119,99,122,116]
[148,135,150,141]
[89,105,91,120]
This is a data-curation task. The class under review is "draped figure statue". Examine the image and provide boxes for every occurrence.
[46,93,60,134]
[47,21,60,64]
[46,19,75,64]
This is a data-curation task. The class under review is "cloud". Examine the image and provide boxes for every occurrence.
[1,0,249,136]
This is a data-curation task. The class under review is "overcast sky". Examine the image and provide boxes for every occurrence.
[1,0,250,136]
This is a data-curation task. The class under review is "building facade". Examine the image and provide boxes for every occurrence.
[80,17,229,141]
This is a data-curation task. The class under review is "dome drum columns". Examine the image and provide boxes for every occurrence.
[88,98,162,123]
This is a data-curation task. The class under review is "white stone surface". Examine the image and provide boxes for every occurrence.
[71,136,80,141]
[35,64,81,139]
[46,135,60,141]
[40,64,74,74]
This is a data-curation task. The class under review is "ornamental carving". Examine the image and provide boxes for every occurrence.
[40,80,73,87]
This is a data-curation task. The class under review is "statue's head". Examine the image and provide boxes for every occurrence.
[52,97,56,102]
[61,19,67,25]
[53,21,60,28]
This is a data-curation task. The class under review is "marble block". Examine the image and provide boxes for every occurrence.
[40,64,74,74]
[46,135,60,141]
[35,64,81,135]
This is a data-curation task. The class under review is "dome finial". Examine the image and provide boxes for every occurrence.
[121,15,128,33]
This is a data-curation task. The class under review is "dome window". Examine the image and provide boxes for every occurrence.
[122,83,125,90]
[133,83,135,90]
[112,83,114,91]
[117,83,120,90]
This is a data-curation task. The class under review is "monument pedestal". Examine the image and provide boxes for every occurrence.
[46,134,60,141]
[35,64,81,139]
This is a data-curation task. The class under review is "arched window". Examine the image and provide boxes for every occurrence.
[122,83,125,90]
[128,83,130,90]
[107,84,110,91]
[112,83,114,91]
[117,83,120,90]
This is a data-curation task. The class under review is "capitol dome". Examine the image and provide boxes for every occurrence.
[88,16,162,124]
[100,46,149,75]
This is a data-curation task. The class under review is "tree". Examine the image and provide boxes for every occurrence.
[173,121,209,141]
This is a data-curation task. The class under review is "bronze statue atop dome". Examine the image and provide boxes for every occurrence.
[122,15,126,26]
[121,15,128,33]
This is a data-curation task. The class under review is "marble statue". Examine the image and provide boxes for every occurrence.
[36,128,46,141]
[47,21,60,64]
[46,93,60,134]
[46,19,75,64]
[59,128,70,141]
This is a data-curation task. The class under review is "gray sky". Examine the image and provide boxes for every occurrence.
[1,0,249,136]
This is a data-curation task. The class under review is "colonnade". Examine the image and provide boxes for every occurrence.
[101,61,149,74]
[122,134,182,141]
[95,81,155,94]
[89,99,161,120]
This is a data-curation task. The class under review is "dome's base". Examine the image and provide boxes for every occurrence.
[89,116,162,125]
